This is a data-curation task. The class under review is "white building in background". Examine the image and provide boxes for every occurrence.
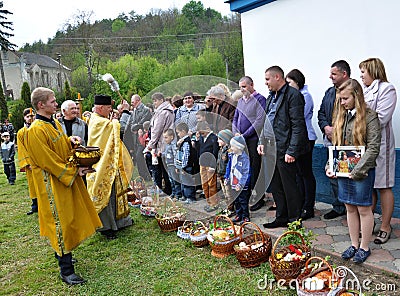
[1,50,70,100]
[226,0,400,146]
[226,0,400,217]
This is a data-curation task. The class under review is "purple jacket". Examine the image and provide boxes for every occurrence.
[232,92,266,141]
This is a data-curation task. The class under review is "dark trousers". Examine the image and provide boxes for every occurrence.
[55,252,74,276]
[296,140,316,212]
[152,156,172,195]
[246,138,264,197]
[233,188,251,219]
[325,150,345,214]
[4,162,16,182]
[179,169,196,200]
[270,158,304,223]
[167,166,182,198]
[136,146,151,181]
[31,198,38,212]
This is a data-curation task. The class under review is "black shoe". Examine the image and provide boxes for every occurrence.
[60,273,86,285]
[267,205,277,211]
[323,210,345,220]
[301,209,315,220]
[263,220,288,229]
[100,230,117,240]
[250,199,266,211]
[27,210,34,215]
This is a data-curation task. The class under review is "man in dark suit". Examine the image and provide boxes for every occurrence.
[317,60,351,219]
[258,66,309,228]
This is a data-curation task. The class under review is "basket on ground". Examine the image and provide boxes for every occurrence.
[139,186,159,217]
[190,221,209,247]
[234,221,272,268]
[155,197,186,232]
[327,266,362,296]
[133,176,147,199]
[269,231,311,285]
[177,220,193,240]
[207,215,240,258]
[296,257,338,296]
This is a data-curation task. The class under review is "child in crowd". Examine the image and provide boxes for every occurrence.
[225,135,251,224]
[217,129,234,215]
[1,131,16,185]
[162,129,182,201]
[195,121,219,212]
[175,122,196,203]
[138,120,150,148]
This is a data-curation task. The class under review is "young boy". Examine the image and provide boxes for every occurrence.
[224,135,251,224]
[195,121,219,212]
[1,131,16,185]
[162,129,182,200]
[217,129,234,213]
[175,122,196,203]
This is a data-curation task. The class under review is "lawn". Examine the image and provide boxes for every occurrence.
[0,167,296,296]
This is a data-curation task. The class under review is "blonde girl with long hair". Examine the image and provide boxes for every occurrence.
[326,79,381,263]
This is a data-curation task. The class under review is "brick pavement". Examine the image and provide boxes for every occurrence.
[180,196,400,277]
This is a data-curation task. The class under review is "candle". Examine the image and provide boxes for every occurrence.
[78,92,81,99]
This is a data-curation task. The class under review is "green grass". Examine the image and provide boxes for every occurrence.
[0,166,296,296]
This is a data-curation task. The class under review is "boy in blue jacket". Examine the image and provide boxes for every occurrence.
[224,135,251,224]
[1,131,16,185]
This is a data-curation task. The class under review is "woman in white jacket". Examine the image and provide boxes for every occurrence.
[359,57,397,244]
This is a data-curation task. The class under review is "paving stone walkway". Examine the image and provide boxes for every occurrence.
[179,196,400,277]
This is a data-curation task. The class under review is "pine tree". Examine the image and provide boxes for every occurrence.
[64,80,72,101]
[0,1,15,120]
[20,82,31,109]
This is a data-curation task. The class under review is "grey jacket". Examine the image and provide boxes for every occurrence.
[58,117,88,146]
[343,108,381,180]
[120,103,152,133]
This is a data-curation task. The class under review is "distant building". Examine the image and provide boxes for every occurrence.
[1,50,71,100]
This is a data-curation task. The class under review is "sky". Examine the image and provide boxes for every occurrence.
[5,0,233,49]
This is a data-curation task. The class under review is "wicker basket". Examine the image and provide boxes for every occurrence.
[207,215,240,258]
[133,176,147,199]
[156,197,185,232]
[296,257,337,296]
[139,185,159,217]
[234,222,272,268]
[177,220,193,240]
[327,266,362,296]
[269,231,311,285]
[190,221,209,247]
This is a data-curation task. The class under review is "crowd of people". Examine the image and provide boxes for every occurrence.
[1,57,397,284]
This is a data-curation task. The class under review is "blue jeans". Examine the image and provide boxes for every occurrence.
[167,166,182,198]
[179,169,196,200]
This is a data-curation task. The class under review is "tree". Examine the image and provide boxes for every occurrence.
[64,80,72,101]
[0,1,15,120]
[20,82,31,109]
[0,81,7,120]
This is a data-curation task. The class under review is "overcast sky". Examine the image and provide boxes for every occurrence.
[5,0,233,49]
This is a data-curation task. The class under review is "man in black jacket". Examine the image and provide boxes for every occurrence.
[317,60,351,219]
[258,66,309,228]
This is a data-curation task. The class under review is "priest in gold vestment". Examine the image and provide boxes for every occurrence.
[27,87,102,285]
[87,94,133,240]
